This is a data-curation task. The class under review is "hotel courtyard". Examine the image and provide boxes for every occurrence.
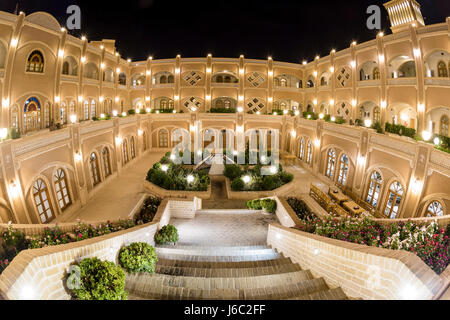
[0,0,449,303]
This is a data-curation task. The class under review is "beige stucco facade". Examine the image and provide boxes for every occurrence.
[0,1,449,225]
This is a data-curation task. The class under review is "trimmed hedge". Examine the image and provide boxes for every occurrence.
[119,242,158,274]
[246,198,277,213]
[154,225,179,245]
[67,257,127,300]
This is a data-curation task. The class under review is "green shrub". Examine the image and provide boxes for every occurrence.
[262,175,276,190]
[209,107,236,113]
[118,242,158,274]
[154,225,179,245]
[224,164,242,180]
[134,196,162,224]
[149,169,166,186]
[246,199,262,210]
[335,117,346,124]
[261,199,277,213]
[8,128,21,140]
[279,172,294,184]
[231,178,244,191]
[127,109,136,115]
[68,257,127,300]
[355,119,363,126]
[371,121,383,133]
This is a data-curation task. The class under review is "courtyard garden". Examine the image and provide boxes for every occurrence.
[286,197,450,275]
[146,152,210,191]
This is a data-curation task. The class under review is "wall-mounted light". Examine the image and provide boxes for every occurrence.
[319,113,324,119]
[99,96,104,102]
[433,137,440,146]
[115,136,122,145]
[268,97,273,103]
[145,96,150,102]
[100,113,105,119]
[329,99,334,105]
[302,60,307,65]
[115,97,119,102]
[350,60,356,68]
[331,116,336,122]
[283,110,288,115]
[294,110,300,116]
[331,49,336,54]
[174,95,179,101]
[205,95,211,101]
[10,38,18,47]
[329,66,335,72]
[100,62,105,69]
[291,130,296,138]
[315,55,320,60]
[138,129,143,136]
[237,107,243,113]
[256,111,261,115]
[100,45,104,50]
[175,68,180,74]
[268,71,273,76]
[9,180,20,198]
[54,96,60,103]
[127,59,131,63]
[239,68,244,75]
[413,48,421,58]
[146,108,151,113]
[313,71,318,77]
[378,31,384,37]
[418,103,424,112]
[58,49,64,58]
[357,155,366,166]
[313,99,317,105]
[410,179,422,195]
[364,119,372,127]
[80,56,86,63]
[112,110,118,117]
[61,27,66,32]
[74,152,82,162]
[2,97,10,108]
[81,35,86,41]
[206,67,211,73]
[238,95,244,102]
[70,114,77,124]
[116,68,121,74]
[351,41,357,46]
[380,100,387,109]
[314,139,321,147]
[0,128,8,140]
[378,54,385,63]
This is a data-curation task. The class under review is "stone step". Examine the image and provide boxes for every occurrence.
[155,257,294,269]
[156,244,269,251]
[155,262,302,278]
[155,252,281,262]
[126,273,332,300]
[288,287,349,300]
[195,209,261,215]
[126,269,313,291]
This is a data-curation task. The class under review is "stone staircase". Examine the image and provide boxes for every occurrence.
[126,245,348,300]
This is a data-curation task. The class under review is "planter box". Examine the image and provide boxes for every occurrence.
[224,177,295,200]
[143,180,211,200]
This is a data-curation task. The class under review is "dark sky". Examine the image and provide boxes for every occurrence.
[1,0,449,63]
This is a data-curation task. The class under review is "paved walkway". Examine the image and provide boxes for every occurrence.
[169,212,277,246]
[56,151,165,223]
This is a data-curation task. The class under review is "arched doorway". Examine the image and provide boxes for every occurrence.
[24,97,41,132]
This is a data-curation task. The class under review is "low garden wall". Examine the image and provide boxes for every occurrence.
[143,180,211,200]
[267,224,448,300]
[225,178,295,200]
[373,214,450,228]
[0,198,196,300]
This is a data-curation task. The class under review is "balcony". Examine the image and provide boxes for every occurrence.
[387,78,416,86]
[424,78,450,87]
[211,82,239,88]
[357,80,381,87]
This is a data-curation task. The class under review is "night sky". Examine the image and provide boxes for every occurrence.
[1,0,448,63]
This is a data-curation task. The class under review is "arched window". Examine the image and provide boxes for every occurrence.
[216,100,224,109]
[273,78,280,86]
[62,61,69,75]
[53,169,71,211]
[11,105,18,130]
[32,179,54,223]
[60,102,67,124]
[373,67,380,80]
[160,100,167,109]
[90,100,96,119]
[359,106,364,119]
[168,100,174,109]
[159,75,167,84]
[325,149,336,178]
[24,97,41,132]
[440,115,449,136]
[383,181,404,219]
[159,129,168,147]
[437,61,448,78]
[299,138,305,160]
[366,171,383,208]
[306,140,313,164]
[26,50,44,73]
[83,100,89,120]
[118,73,127,85]
[69,101,76,117]
[320,77,327,86]
[89,153,101,186]
[44,103,50,128]
[122,139,129,164]
[215,75,223,83]
[130,137,136,159]
[280,78,287,87]
[337,154,349,186]
[426,201,444,217]
[167,75,174,83]
[224,100,231,109]
[142,131,148,151]
[373,107,381,123]
[224,76,231,83]
[102,147,112,178]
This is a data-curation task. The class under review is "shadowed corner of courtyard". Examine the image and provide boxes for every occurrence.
[55,150,331,226]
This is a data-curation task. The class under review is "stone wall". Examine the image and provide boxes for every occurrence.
[0,198,195,300]
[225,178,295,200]
[267,224,448,300]
[143,181,211,200]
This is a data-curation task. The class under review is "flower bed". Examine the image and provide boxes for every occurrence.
[0,196,162,275]
[146,152,210,191]
[224,163,293,191]
[287,197,450,275]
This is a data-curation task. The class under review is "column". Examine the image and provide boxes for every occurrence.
[174,55,181,112]
[238,55,245,112]
[205,54,212,111]
[376,33,388,131]
[267,57,274,113]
